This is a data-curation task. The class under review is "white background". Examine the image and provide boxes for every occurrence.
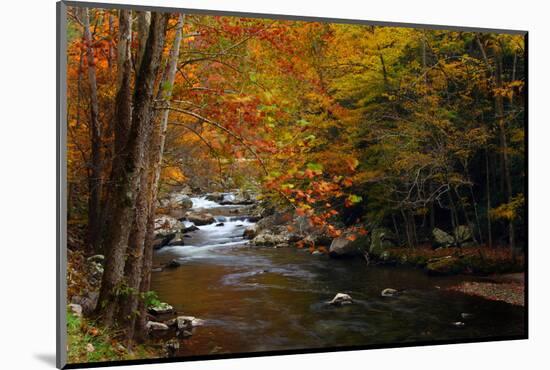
[0,0,547,368]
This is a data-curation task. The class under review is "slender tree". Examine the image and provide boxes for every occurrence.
[82,8,103,252]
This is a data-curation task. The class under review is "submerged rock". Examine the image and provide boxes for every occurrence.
[165,259,181,269]
[166,234,185,247]
[215,222,225,227]
[176,315,204,329]
[329,293,353,306]
[381,288,400,297]
[182,225,199,233]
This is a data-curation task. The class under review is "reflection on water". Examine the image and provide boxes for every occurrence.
[152,204,525,357]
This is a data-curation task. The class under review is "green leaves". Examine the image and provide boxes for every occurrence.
[306,162,323,172]
[348,194,363,204]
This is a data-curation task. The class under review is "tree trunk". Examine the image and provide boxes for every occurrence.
[83,8,103,253]
[401,208,413,248]
[485,148,493,248]
[97,12,168,327]
[495,48,515,251]
[99,9,132,254]
[119,11,162,347]
[136,13,185,339]
[136,11,151,73]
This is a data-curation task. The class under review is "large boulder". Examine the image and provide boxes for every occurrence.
[166,233,186,247]
[146,321,169,332]
[454,225,473,246]
[243,225,257,239]
[154,216,184,236]
[252,231,291,246]
[148,302,175,315]
[219,192,256,205]
[432,228,455,248]
[426,256,462,275]
[186,212,215,226]
[329,234,368,258]
[303,230,333,247]
[178,195,194,210]
[432,226,474,248]
[153,233,176,250]
[205,192,224,202]
[158,189,193,211]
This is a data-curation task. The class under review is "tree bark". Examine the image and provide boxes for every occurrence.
[120,11,169,347]
[136,11,151,74]
[97,12,168,327]
[99,9,132,254]
[495,48,515,251]
[136,13,185,339]
[83,8,103,253]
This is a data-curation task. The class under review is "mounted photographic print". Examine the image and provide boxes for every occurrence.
[56,1,527,368]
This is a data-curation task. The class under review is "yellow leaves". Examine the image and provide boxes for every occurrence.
[490,194,525,221]
[162,167,186,183]
[345,157,360,171]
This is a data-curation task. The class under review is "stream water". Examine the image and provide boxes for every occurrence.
[151,196,525,357]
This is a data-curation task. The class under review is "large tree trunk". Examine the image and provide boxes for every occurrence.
[136,13,185,339]
[83,8,103,253]
[99,9,132,254]
[119,12,153,347]
[97,12,168,327]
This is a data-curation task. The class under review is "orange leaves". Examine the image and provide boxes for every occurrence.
[345,157,360,172]
[296,207,307,217]
[304,169,315,179]
[341,177,353,187]
[346,234,358,242]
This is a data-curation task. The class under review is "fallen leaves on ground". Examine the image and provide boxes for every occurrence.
[447,281,524,306]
